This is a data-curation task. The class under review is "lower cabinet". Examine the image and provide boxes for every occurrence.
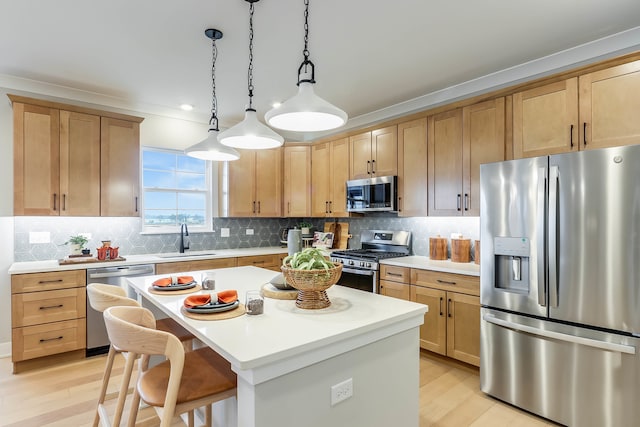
[380,264,480,367]
[11,270,87,372]
[237,253,287,272]
[155,257,238,275]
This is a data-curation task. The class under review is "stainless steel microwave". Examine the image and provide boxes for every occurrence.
[346,176,397,213]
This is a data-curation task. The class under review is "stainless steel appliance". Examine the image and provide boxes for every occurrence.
[331,230,411,293]
[480,144,640,427]
[86,264,155,356]
[346,176,397,213]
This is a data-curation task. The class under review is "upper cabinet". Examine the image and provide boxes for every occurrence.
[311,138,349,217]
[513,78,578,158]
[226,148,282,217]
[11,96,142,217]
[397,118,428,217]
[349,125,397,179]
[579,60,640,150]
[283,146,311,217]
[428,98,505,216]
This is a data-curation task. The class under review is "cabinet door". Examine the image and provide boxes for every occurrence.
[513,78,578,158]
[283,146,310,217]
[428,109,463,216]
[579,60,640,150]
[349,131,372,179]
[411,286,447,355]
[463,98,506,216]
[13,103,60,216]
[329,138,350,217]
[446,292,480,367]
[255,148,282,217]
[371,125,397,177]
[60,111,101,216]
[228,150,257,217]
[397,118,427,217]
[101,117,140,216]
[311,142,331,217]
[380,280,410,300]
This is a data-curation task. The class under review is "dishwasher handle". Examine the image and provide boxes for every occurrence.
[87,264,155,279]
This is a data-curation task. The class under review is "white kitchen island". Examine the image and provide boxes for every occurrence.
[126,266,428,427]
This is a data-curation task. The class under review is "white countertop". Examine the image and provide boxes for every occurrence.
[8,247,288,275]
[380,255,480,276]
[127,266,428,381]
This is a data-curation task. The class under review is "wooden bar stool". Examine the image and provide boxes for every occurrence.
[87,283,195,427]
[103,306,237,427]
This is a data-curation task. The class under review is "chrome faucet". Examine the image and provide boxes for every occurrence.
[179,223,190,253]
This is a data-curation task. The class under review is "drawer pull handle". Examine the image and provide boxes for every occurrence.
[38,279,64,284]
[40,304,64,310]
[40,336,63,343]
[387,272,403,277]
[448,298,452,317]
[439,297,443,316]
[437,279,456,285]
[253,261,265,264]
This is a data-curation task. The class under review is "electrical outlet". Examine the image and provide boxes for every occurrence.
[29,231,50,244]
[220,228,230,237]
[246,228,254,235]
[330,378,353,406]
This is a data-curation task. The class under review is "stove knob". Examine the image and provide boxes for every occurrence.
[348,260,354,266]
[366,262,372,268]
[359,261,365,267]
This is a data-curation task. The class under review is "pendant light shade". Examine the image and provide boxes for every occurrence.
[185,28,240,161]
[219,0,283,149]
[265,0,347,132]
[185,127,240,161]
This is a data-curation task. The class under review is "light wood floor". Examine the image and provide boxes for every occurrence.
[0,351,557,427]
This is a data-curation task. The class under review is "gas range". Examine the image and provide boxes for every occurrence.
[330,230,411,272]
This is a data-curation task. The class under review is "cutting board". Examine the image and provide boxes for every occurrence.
[324,222,351,249]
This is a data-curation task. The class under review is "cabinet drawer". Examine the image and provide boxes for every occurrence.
[12,270,86,294]
[411,269,479,296]
[12,288,86,327]
[237,254,282,268]
[155,257,238,275]
[380,265,410,283]
[12,319,86,362]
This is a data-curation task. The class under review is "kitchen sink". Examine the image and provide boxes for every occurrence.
[155,251,216,258]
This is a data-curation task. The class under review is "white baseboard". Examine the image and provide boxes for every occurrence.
[0,341,11,359]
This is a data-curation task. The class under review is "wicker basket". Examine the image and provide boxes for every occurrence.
[281,263,343,309]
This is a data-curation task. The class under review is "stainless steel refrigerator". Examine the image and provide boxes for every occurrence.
[480,144,640,427]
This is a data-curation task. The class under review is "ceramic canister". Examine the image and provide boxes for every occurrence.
[287,229,302,255]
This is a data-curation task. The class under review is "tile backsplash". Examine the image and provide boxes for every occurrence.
[13,215,479,262]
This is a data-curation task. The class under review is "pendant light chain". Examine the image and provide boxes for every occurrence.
[209,37,219,130]
[303,0,310,61]
[247,2,255,110]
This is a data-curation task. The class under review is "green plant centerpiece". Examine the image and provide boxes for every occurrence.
[63,234,89,256]
[281,247,343,309]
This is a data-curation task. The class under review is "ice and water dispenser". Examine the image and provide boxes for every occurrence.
[493,237,530,293]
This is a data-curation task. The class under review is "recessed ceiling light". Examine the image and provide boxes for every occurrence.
[180,104,194,111]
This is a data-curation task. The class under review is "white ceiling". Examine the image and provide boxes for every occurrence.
[2,0,640,142]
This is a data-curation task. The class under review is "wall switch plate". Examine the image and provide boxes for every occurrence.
[330,378,353,406]
[220,228,230,237]
[29,231,50,244]
[246,228,254,235]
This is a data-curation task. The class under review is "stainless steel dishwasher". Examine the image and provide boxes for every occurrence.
[86,264,155,356]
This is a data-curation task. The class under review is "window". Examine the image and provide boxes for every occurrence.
[142,148,212,233]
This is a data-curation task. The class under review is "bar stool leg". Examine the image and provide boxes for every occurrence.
[93,345,117,427]
[113,351,137,426]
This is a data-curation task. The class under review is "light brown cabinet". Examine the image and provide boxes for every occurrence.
[311,138,349,217]
[155,257,238,275]
[10,95,143,217]
[349,125,397,179]
[379,265,411,299]
[397,118,428,217]
[237,253,287,272]
[226,148,282,217]
[283,146,311,217]
[428,98,505,216]
[411,269,480,367]
[11,270,87,372]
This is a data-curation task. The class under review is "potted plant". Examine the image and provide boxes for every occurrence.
[298,221,314,237]
[63,234,89,256]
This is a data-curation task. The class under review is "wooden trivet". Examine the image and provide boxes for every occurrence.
[148,284,202,295]
[180,304,246,320]
[261,283,298,300]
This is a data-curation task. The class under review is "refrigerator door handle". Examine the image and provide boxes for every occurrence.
[483,314,636,355]
[537,167,547,307]
[548,165,559,307]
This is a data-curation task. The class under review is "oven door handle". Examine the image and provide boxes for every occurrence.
[341,267,375,276]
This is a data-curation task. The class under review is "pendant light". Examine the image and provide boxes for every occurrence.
[264,0,347,132]
[185,29,240,161]
[218,0,284,149]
